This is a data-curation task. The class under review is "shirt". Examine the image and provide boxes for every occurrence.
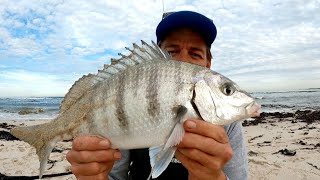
[108,121,248,180]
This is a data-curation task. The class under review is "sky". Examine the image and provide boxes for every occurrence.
[0,0,319,97]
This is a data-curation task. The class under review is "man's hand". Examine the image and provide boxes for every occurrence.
[176,119,233,180]
[66,136,121,180]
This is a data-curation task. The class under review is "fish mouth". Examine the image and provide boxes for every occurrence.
[246,101,261,117]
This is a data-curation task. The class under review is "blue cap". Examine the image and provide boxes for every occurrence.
[156,11,217,47]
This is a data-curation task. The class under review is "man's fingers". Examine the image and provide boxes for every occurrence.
[177,148,225,171]
[175,149,204,175]
[71,162,112,176]
[72,135,111,151]
[175,149,227,180]
[67,149,121,163]
[184,119,229,144]
[177,132,232,158]
[77,172,108,180]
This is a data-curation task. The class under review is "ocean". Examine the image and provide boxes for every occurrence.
[252,88,320,113]
[0,88,319,121]
[0,97,62,121]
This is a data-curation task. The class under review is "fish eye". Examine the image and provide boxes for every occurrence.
[221,83,235,96]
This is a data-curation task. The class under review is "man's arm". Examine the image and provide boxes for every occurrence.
[223,121,248,180]
[108,150,130,180]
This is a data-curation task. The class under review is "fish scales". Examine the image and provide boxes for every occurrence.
[91,60,202,145]
[10,41,261,179]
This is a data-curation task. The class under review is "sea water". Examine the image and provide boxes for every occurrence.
[252,88,320,113]
[0,89,319,121]
[0,97,62,121]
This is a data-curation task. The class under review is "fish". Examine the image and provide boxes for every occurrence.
[10,40,261,179]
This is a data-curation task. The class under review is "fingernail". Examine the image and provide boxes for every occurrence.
[99,140,110,148]
[186,120,196,129]
[114,152,122,159]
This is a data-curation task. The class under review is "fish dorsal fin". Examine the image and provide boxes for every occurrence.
[60,74,98,113]
[60,40,170,113]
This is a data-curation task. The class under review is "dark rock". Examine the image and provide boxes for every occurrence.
[18,109,33,115]
[18,108,45,115]
[274,148,296,156]
[264,112,294,119]
[248,150,258,156]
[0,172,72,179]
[275,136,281,140]
[242,118,264,126]
[298,140,307,145]
[248,135,264,143]
[0,131,20,141]
[307,162,320,170]
[52,147,64,153]
[298,125,308,130]
[257,143,271,147]
[245,112,295,126]
[295,110,320,124]
[0,123,16,130]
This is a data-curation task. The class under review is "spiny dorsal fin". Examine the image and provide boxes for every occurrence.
[59,41,170,113]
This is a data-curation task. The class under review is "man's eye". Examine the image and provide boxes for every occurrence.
[191,53,202,59]
[167,50,177,55]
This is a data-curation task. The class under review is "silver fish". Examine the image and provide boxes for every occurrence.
[10,40,261,179]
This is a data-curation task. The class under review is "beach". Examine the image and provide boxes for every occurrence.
[244,111,320,180]
[0,110,319,180]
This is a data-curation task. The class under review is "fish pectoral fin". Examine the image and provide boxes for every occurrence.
[148,115,186,179]
[193,80,217,122]
[166,105,187,148]
[148,146,177,179]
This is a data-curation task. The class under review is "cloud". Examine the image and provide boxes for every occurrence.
[0,69,76,97]
[0,0,319,96]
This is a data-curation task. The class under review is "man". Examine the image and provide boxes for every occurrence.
[66,11,248,180]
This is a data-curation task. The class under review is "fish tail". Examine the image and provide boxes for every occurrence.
[10,120,61,179]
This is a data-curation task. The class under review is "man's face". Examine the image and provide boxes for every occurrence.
[160,28,211,68]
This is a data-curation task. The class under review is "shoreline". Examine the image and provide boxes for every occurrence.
[0,110,319,179]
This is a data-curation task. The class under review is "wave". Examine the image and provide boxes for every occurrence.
[0,112,58,121]
[254,96,264,100]
[251,89,320,94]
[0,106,59,121]
[0,97,63,101]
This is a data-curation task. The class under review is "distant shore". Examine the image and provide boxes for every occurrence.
[0,110,319,179]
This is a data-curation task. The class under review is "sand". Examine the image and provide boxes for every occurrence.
[245,118,320,180]
[0,120,75,180]
[0,116,319,180]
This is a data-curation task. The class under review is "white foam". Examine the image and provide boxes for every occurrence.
[0,112,57,121]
